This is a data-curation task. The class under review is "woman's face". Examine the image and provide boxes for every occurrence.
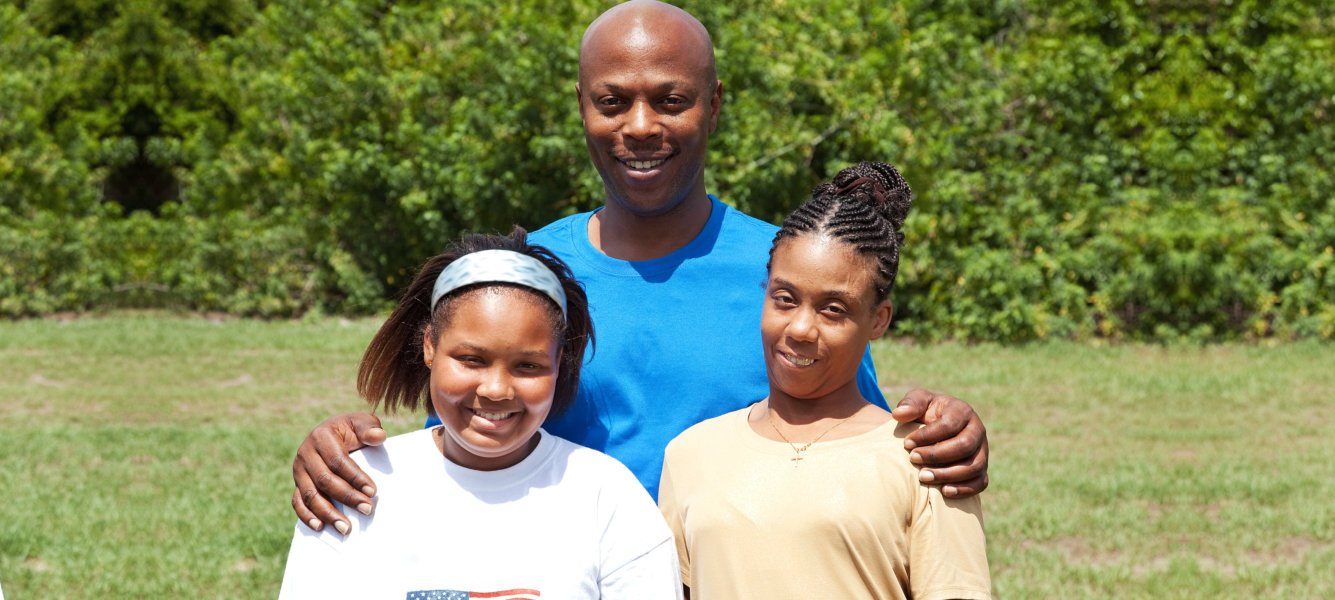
[423,288,561,471]
[762,234,892,403]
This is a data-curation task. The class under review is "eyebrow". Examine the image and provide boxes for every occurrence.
[770,277,857,301]
[601,81,688,94]
[456,343,551,359]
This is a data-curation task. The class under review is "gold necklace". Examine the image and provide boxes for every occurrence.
[766,408,852,464]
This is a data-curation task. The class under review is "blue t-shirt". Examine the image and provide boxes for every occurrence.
[428,196,886,497]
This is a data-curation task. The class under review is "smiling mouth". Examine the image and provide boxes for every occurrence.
[618,155,670,170]
[469,407,519,421]
[784,352,815,367]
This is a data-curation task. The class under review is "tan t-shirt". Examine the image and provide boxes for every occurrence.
[658,406,991,600]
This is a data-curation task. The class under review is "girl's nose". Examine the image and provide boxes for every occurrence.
[475,368,514,400]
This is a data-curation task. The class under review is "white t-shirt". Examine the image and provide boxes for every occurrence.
[280,428,681,599]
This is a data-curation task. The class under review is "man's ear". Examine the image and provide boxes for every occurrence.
[871,299,894,338]
[708,79,723,134]
[576,82,587,124]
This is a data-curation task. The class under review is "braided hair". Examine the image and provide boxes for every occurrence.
[770,161,912,303]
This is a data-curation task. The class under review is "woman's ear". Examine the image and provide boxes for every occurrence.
[422,326,436,366]
[871,299,894,338]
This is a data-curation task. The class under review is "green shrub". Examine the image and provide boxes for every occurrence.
[2,0,1332,340]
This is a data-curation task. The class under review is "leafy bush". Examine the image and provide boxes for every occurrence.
[2,0,1332,341]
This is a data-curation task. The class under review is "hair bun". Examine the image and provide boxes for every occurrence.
[821,161,912,233]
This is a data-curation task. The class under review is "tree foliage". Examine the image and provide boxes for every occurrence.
[2,0,1332,341]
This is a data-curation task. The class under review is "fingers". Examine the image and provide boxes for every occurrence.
[293,442,356,535]
[292,486,322,532]
[942,474,989,499]
[914,437,989,496]
[890,388,934,423]
[901,391,975,452]
[315,442,378,510]
[896,391,991,499]
[906,412,984,465]
[355,413,388,447]
[290,413,383,536]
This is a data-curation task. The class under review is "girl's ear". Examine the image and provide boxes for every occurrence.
[870,299,894,338]
[422,326,436,366]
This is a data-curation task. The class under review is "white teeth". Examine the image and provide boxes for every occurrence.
[625,159,663,169]
[473,408,515,421]
[785,353,815,366]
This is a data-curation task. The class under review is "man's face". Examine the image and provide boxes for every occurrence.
[578,27,721,217]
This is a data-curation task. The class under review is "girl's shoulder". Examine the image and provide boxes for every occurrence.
[348,428,438,477]
[542,432,645,489]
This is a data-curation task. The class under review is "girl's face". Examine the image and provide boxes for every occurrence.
[422,288,562,471]
[762,234,892,403]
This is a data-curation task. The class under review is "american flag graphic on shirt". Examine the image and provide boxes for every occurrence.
[405,589,540,600]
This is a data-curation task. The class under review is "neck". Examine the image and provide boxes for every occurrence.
[589,191,713,261]
[765,379,868,426]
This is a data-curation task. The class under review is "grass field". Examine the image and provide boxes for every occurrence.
[1,313,1332,598]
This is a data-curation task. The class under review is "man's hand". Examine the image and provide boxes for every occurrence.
[291,413,388,535]
[891,388,989,499]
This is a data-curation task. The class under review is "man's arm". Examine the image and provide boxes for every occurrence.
[891,389,989,498]
[291,413,387,535]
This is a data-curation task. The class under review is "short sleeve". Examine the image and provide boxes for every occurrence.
[907,488,992,600]
[278,521,348,599]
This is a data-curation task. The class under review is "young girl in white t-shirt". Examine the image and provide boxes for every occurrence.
[658,162,991,600]
[280,228,681,599]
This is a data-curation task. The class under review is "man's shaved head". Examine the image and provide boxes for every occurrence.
[579,0,716,87]
[575,0,724,227]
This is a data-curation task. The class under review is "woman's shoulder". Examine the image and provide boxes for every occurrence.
[665,406,750,455]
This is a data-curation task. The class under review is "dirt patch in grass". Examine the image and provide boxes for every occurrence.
[1243,536,1327,568]
[29,374,68,387]
[1025,536,1128,568]
[218,374,256,387]
[231,556,260,572]
[25,556,53,572]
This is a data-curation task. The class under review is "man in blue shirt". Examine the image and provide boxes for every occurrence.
[290,0,989,536]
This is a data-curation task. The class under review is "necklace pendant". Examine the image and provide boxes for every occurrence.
[791,455,803,463]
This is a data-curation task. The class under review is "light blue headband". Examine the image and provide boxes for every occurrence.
[430,249,568,318]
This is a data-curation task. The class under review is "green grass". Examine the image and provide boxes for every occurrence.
[1,314,1333,598]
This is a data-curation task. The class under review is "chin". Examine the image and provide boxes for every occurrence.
[610,193,688,218]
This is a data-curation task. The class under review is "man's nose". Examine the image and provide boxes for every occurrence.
[622,100,661,140]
